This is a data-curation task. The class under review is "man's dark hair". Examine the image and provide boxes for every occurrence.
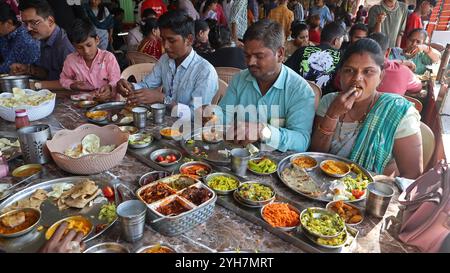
[142,8,157,19]
[349,23,368,39]
[157,10,194,38]
[209,25,231,49]
[339,38,385,70]
[290,20,308,39]
[19,0,55,19]
[369,32,389,53]
[0,2,20,26]
[67,19,97,44]
[243,19,284,53]
[194,19,209,36]
[141,18,159,37]
[320,21,346,44]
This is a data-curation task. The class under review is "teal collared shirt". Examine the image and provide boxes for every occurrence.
[218,65,315,152]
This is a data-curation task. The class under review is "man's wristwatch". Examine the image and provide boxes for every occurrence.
[34,82,42,90]
[163,96,173,105]
[259,124,272,143]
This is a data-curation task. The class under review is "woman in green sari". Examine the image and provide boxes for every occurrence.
[310,38,423,179]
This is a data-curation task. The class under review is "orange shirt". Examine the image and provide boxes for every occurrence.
[267,4,294,39]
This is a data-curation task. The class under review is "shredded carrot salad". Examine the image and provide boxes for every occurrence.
[262,203,300,228]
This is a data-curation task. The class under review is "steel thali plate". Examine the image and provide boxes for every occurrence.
[277,152,374,203]
[0,177,117,253]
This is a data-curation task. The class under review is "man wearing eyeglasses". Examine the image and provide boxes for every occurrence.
[10,0,74,90]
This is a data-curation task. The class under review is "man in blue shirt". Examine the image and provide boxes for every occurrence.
[10,0,74,90]
[218,19,315,152]
[115,10,218,113]
[0,2,40,74]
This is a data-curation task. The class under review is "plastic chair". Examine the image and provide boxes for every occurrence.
[215,67,241,85]
[212,79,228,105]
[404,95,423,113]
[420,121,435,170]
[121,63,155,83]
[307,80,322,110]
[126,51,159,65]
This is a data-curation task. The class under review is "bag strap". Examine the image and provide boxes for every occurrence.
[398,160,448,206]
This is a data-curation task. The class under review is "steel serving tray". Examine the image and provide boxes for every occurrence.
[0,177,117,253]
[277,152,373,203]
[86,102,143,126]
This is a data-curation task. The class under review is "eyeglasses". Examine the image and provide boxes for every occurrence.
[22,19,43,29]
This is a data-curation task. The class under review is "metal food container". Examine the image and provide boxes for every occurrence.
[149,148,182,167]
[143,181,217,237]
[325,200,364,226]
[247,157,278,176]
[234,181,276,207]
[136,243,177,253]
[290,155,318,171]
[204,172,240,195]
[178,161,212,178]
[260,202,300,232]
[300,207,346,239]
[0,75,29,92]
[0,208,41,238]
[128,133,153,149]
[84,242,129,253]
[138,171,171,187]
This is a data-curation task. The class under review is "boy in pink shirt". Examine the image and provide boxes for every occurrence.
[369,32,422,95]
[60,19,120,101]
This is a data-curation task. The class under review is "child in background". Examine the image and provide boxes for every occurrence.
[193,20,214,54]
[308,14,321,45]
[60,19,121,101]
[137,18,163,59]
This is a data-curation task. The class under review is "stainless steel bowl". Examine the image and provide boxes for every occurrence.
[138,171,171,187]
[77,100,98,109]
[128,133,153,149]
[0,208,41,238]
[136,243,176,253]
[119,126,139,135]
[150,148,182,166]
[204,172,240,195]
[290,155,318,171]
[84,242,129,253]
[319,160,351,178]
[179,161,212,178]
[160,127,183,141]
[260,202,300,231]
[299,207,346,239]
[303,226,349,249]
[235,181,276,207]
[0,75,30,92]
[326,200,364,226]
[247,157,278,176]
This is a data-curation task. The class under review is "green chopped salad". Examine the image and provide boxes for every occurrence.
[98,203,117,223]
[238,183,273,201]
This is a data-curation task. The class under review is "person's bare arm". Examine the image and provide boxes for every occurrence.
[391,132,423,179]
[310,116,336,152]
[373,12,386,33]
[396,32,403,48]
[422,44,442,63]
[38,80,64,91]
[29,64,48,80]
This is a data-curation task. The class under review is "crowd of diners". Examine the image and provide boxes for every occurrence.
[0,0,445,184]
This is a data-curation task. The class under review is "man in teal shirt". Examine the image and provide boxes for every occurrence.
[218,19,315,152]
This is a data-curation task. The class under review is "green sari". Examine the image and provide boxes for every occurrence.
[349,93,413,174]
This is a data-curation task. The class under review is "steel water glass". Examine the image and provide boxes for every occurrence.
[365,182,395,218]
[132,107,148,129]
[230,148,251,177]
[151,103,165,124]
[116,200,147,242]
[17,124,51,164]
